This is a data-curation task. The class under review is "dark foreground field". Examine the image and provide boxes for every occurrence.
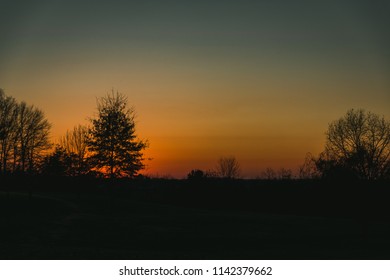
[1,177,390,259]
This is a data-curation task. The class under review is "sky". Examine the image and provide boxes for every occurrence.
[1,0,389,178]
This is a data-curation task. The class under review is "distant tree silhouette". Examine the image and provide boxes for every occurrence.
[277,168,293,180]
[317,109,390,180]
[205,169,219,178]
[59,125,89,175]
[260,167,277,180]
[216,156,240,179]
[0,90,51,174]
[259,167,293,180]
[298,152,320,179]
[41,145,75,176]
[87,91,148,178]
[187,169,206,180]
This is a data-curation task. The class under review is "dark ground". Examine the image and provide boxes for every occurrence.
[0,176,389,259]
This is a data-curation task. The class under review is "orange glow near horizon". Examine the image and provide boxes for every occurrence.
[1,1,389,178]
[3,69,389,178]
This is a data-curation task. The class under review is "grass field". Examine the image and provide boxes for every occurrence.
[1,180,390,259]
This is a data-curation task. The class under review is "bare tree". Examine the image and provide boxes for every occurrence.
[216,156,241,179]
[260,167,276,180]
[259,167,293,180]
[205,169,219,178]
[318,109,390,180]
[59,124,89,175]
[277,168,293,180]
[15,102,51,173]
[0,89,18,174]
[0,91,51,174]
[298,152,320,179]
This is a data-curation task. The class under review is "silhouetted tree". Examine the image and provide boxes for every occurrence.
[277,168,293,180]
[15,102,51,173]
[259,167,293,180]
[87,91,148,178]
[0,89,18,174]
[0,90,51,174]
[216,156,240,179]
[205,169,219,178]
[298,152,320,179]
[41,145,75,176]
[317,109,390,180]
[187,169,206,180]
[59,124,89,175]
[260,167,276,180]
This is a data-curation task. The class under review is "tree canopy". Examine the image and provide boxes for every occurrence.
[317,109,390,180]
[87,91,148,178]
[0,89,51,174]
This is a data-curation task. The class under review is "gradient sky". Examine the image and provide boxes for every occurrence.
[1,0,389,178]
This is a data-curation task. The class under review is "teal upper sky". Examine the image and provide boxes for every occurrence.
[1,0,389,61]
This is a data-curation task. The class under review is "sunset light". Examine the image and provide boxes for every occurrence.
[1,0,390,267]
[1,1,389,178]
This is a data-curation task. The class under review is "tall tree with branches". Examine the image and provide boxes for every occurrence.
[59,124,89,175]
[87,91,148,178]
[0,90,51,174]
[16,102,51,173]
[317,109,390,180]
[0,89,18,174]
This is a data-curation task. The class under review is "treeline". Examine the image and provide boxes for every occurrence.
[1,89,390,181]
[0,89,51,174]
[189,109,390,181]
[0,89,147,178]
